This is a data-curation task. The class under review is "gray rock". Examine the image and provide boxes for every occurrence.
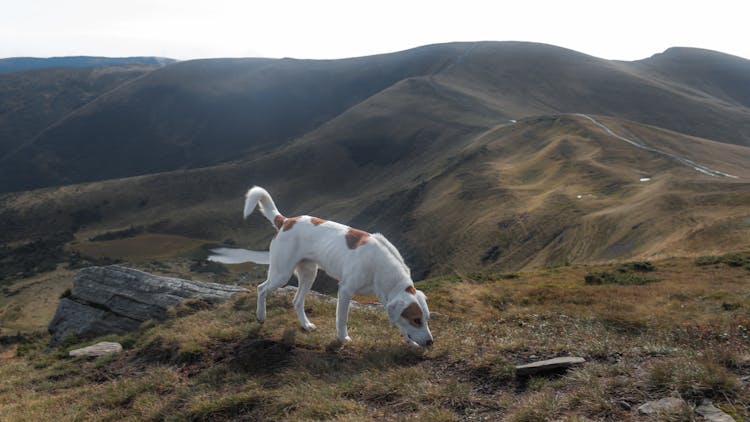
[637,397,689,415]
[515,356,586,376]
[49,266,247,346]
[695,400,736,422]
[69,341,123,358]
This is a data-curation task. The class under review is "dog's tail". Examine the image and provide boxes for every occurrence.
[244,186,283,229]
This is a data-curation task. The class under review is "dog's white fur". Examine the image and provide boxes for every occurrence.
[244,186,433,347]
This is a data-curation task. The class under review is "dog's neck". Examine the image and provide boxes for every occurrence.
[378,279,414,307]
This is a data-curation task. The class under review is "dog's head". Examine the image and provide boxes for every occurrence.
[386,288,433,347]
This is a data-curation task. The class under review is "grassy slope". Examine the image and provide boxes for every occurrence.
[0,255,747,421]
[2,114,749,278]
[3,43,750,193]
[0,65,157,157]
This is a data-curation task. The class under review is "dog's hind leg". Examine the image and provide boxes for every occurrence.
[293,260,318,331]
[256,264,294,324]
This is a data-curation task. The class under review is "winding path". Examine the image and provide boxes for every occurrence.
[575,114,738,179]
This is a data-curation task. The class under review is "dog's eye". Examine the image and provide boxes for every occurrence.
[413,318,422,326]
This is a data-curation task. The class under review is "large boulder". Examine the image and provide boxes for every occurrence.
[48,266,247,346]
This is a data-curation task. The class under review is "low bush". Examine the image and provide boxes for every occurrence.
[616,261,655,272]
[584,271,657,286]
[695,252,750,269]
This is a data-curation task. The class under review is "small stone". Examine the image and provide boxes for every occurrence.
[637,397,688,415]
[695,399,736,422]
[69,341,123,358]
[617,401,632,411]
[515,356,585,376]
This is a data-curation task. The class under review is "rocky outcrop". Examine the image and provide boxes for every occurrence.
[48,266,247,346]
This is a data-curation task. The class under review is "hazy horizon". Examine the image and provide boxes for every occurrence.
[2,0,749,62]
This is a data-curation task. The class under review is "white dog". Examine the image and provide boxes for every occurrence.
[242,186,433,347]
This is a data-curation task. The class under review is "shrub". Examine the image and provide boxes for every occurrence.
[695,255,722,266]
[616,261,655,272]
[695,252,750,268]
[584,271,657,286]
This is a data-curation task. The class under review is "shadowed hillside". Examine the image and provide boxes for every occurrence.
[0,64,160,157]
[1,42,750,192]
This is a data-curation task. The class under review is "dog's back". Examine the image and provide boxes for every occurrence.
[270,215,381,285]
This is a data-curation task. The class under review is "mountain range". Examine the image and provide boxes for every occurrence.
[1,42,749,277]
[0,56,175,74]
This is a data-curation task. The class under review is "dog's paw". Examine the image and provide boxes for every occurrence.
[338,335,352,343]
[302,322,317,332]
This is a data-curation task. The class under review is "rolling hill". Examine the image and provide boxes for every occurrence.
[0,64,162,158]
[1,42,750,193]
[0,41,749,279]
[2,113,749,279]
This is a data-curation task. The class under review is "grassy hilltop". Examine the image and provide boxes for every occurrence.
[0,254,748,421]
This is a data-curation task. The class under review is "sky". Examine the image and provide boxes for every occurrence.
[1,0,748,61]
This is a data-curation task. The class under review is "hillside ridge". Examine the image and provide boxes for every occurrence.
[1,41,750,192]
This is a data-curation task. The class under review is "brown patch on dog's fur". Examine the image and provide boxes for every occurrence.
[283,216,301,231]
[401,302,424,327]
[311,217,327,226]
[405,285,417,295]
[274,215,285,230]
[345,228,369,249]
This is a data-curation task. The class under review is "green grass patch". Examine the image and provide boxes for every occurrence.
[416,271,519,293]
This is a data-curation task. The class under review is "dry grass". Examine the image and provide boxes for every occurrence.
[0,256,748,421]
[69,234,209,262]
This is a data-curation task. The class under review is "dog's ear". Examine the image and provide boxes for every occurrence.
[386,297,405,323]
[415,290,430,315]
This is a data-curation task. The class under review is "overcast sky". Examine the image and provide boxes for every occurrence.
[2,0,748,61]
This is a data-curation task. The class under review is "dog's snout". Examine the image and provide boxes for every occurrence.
[425,338,434,347]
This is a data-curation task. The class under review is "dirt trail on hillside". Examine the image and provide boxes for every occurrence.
[576,113,738,179]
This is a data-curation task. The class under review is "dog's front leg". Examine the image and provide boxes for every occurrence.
[336,288,354,342]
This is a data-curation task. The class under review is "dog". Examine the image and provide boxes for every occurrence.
[242,186,433,347]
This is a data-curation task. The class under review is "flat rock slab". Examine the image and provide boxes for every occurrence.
[696,400,736,422]
[515,356,585,376]
[69,341,123,357]
[637,397,689,415]
[49,266,248,346]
